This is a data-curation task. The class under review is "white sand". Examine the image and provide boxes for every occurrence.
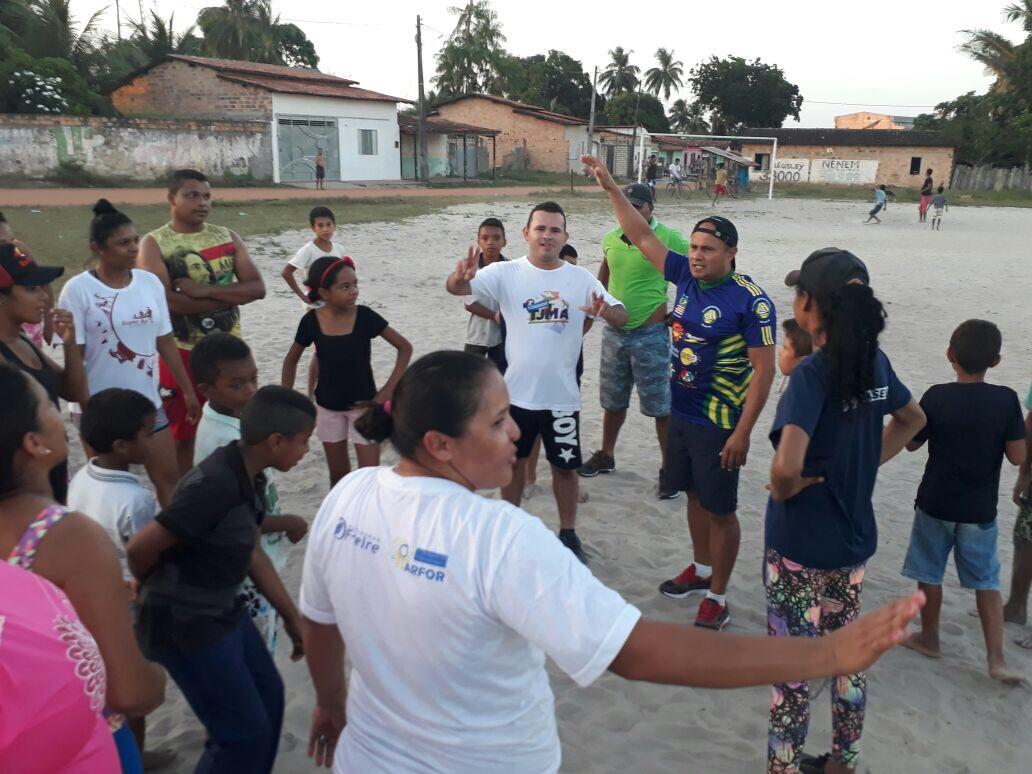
[122,194,1032,772]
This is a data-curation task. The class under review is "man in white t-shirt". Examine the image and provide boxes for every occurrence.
[446,201,627,560]
[281,206,346,307]
[669,158,683,181]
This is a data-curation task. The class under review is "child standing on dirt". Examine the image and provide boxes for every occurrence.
[281,256,412,486]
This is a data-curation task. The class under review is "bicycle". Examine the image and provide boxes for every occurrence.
[664,176,689,199]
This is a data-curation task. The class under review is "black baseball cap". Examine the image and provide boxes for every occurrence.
[785,248,869,297]
[624,183,654,206]
[692,216,738,248]
[0,242,63,289]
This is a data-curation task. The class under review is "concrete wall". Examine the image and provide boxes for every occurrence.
[399,132,448,179]
[0,114,272,181]
[834,112,910,130]
[564,124,589,172]
[272,94,400,182]
[740,142,954,188]
[112,59,273,120]
[435,98,574,173]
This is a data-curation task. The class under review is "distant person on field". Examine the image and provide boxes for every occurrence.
[918,168,934,222]
[900,320,1026,685]
[315,148,326,190]
[930,186,949,231]
[711,163,729,207]
[865,185,888,224]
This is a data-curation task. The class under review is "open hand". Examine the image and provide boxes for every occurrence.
[580,155,619,192]
[184,390,201,425]
[172,277,210,299]
[308,703,346,768]
[766,475,825,502]
[453,246,480,283]
[719,428,750,470]
[579,292,611,320]
[51,308,76,346]
[825,591,925,674]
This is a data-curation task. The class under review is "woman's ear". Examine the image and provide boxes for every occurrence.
[421,430,453,463]
[22,430,52,460]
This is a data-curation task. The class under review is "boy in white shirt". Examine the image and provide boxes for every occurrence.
[281,206,347,397]
[68,387,159,580]
[446,201,627,561]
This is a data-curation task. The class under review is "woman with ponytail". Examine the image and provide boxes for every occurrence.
[58,199,199,506]
[299,349,925,773]
[764,249,927,774]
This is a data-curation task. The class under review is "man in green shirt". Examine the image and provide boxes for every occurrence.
[579,183,690,499]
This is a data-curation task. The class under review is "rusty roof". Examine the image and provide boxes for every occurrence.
[398,114,498,135]
[168,55,357,85]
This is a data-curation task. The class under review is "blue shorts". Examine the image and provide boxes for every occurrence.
[901,508,1000,590]
[599,322,671,417]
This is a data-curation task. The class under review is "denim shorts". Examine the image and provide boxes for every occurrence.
[902,508,1000,590]
[599,322,671,417]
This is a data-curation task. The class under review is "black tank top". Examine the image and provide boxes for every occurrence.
[0,335,69,503]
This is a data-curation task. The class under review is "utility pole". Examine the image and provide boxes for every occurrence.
[415,15,430,182]
[115,0,123,39]
[586,66,598,161]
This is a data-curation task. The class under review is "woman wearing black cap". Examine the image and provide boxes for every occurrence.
[582,154,777,632]
[0,242,87,502]
[765,249,926,773]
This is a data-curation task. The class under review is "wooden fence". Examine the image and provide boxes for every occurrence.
[951,164,1032,191]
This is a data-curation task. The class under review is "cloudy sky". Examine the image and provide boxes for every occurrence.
[75,0,1016,127]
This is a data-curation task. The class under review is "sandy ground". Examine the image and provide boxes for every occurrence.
[67,194,1032,772]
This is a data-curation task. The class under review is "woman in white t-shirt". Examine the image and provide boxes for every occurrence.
[59,200,200,506]
[299,350,926,773]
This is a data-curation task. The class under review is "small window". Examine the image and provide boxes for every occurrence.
[358,129,378,156]
[754,153,770,172]
[909,156,922,175]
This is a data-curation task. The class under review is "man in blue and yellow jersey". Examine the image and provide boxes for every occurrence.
[582,154,776,631]
[138,169,266,475]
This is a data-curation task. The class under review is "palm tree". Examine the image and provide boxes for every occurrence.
[433,1,506,96]
[668,98,710,134]
[644,48,683,101]
[22,0,105,73]
[959,1,1032,91]
[197,0,318,68]
[598,47,639,95]
[130,11,198,62]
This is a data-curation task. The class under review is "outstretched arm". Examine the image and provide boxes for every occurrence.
[581,156,669,273]
[881,398,926,464]
[446,246,481,296]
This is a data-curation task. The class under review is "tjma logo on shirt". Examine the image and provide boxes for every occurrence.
[333,518,381,554]
[392,539,448,583]
[523,291,569,327]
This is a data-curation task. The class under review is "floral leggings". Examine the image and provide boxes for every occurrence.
[765,548,866,773]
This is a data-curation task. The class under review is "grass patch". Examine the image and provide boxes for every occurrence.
[773,184,1032,208]
[426,169,596,189]
[2,193,564,290]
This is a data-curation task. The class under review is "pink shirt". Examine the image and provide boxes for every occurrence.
[0,560,118,772]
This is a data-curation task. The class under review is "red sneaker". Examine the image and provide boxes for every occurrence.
[694,597,730,630]
[659,564,712,598]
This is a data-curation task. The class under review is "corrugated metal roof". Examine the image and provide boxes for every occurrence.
[398,114,498,135]
[169,55,357,85]
[702,146,757,166]
[217,73,410,103]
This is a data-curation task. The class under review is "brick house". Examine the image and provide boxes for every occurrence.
[834,112,915,131]
[432,94,589,174]
[397,114,498,179]
[111,55,409,183]
[740,128,954,188]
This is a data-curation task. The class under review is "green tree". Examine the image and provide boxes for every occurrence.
[19,0,105,78]
[598,47,638,95]
[689,55,802,132]
[668,98,709,133]
[960,2,1032,91]
[197,0,319,68]
[601,91,669,132]
[494,50,598,117]
[644,48,683,101]
[433,1,506,97]
[130,11,199,63]
[0,47,105,114]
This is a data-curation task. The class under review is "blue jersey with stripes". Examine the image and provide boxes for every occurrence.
[665,251,776,429]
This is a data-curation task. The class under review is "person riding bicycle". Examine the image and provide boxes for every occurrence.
[669,158,684,184]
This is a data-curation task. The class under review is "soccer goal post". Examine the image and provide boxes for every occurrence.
[635,131,780,200]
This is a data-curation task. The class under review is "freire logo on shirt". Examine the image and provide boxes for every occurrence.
[333,517,381,554]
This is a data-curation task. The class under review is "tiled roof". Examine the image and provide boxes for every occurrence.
[168,55,356,85]
[217,73,410,103]
[743,127,953,148]
[398,114,498,135]
[435,93,587,126]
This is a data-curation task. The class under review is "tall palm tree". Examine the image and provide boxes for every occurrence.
[598,47,639,95]
[23,0,104,72]
[644,48,683,101]
[130,11,198,62]
[668,98,710,134]
[197,0,318,68]
[434,1,506,95]
[959,1,1032,91]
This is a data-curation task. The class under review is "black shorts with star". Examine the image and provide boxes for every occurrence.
[510,406,582,470]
